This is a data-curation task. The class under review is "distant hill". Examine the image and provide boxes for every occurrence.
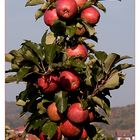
[5,102,135,135]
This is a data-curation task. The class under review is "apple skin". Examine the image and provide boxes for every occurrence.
[67,103,89,124]
[39,127,61,140]
[76,26,86,36]
[80,128,88,139]
[88,111,95,122]
[81,6,100,25]
[60,120,82,137]
[47,102,61,122]
[75,0,87,7]
[44,8,59,26]
[66,44,88,59]
[56,0,78,20]
[59,70,80,91]
[37,74,59,94]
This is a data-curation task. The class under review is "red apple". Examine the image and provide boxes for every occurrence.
[44,8,59,26]
[37,74,59,94]
[60,70,80,91]
[47,102,61,122]
[66,44,88,59]
[75,0,87,7]
[37,75,48,90]
[76,26,86,36]
[39,127,61,140]
[67,103,89,123]
[80,128,88,139]
[60,120,82,137]
[81,6,100,25]
[52,126,62,140]
[56,0,78,20]
[88,111,95,122]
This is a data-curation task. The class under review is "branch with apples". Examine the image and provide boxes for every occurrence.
[5,0,134,139]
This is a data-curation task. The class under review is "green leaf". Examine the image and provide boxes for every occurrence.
[95,1,106,12]
[66,25,76,37]
[5,53,14,62]
[82,21,96,36]
[95,51,107,63]
[17,66,31,82]
[112,63,134,72]
[23,40,44,61]
[44,44,57,65]
[35,9,44,20]
[25,0,45,6]
[41,30,48,46]
[52,20,66,36]
[85,65,92,86]
[16,99,26,106]
[5,75,17,83]
[100,72,125,90]
[55,91,68,113]
[24,50,40,66]
[81,99,88,109]
[92,96,111,116]
[45,32,56,45]
[32,119,47,130]
[42,121,57,139]
[37,101,47,114]
[115,55,132,63]
[104,53,120,73]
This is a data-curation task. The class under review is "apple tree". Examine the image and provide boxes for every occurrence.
[5,0,134,139]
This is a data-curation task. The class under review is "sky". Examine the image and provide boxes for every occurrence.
[5,0,135,107]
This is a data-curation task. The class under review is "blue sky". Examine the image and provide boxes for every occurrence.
[5,0,135,107]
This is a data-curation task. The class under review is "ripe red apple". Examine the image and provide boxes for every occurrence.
[88,111,95,122]
[81,6,100,25]
[37,74,59,94]
[52,126,62,140]
[76,26,86,36]
[60,120,82,137]
[47,102,61,122]
[37,75,48,90]
[75,0,87,7]
[66,44,88,59]
[44,8,59,26]
[56,0,78,20]
[80,128,88,139]
[39,127,61,140]
[60,70,80,91]
[67,103,89,123]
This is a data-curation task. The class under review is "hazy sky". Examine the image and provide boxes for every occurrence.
[5,0,135,107]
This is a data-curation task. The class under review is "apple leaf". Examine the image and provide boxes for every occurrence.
[95,51,107,63]
[42,121,57,139]
[115,55,132,64]
[103,53,120,73]
[52,20,66,36]
[41,30,48,46]
[82,21,96,36]
[32,118,47,130]
[22,40,44,61]
[92,96,111,116]
[95,1,106,13]
[16,99,26,106]
[5,53,14,62]
[35,9,44,20]
[5,75,17,83]
[37,101,47,114]
[94,114,110,124]
[100,72,125,91]
[25,0,45,6]
[81,99,88,109]
[55,91,68,113]
[85,65,92,86]
[112,63,134,72]
[45,32,56,45]
[44,44,57,65]
[17,66,31,82]
[66,25,76,37]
